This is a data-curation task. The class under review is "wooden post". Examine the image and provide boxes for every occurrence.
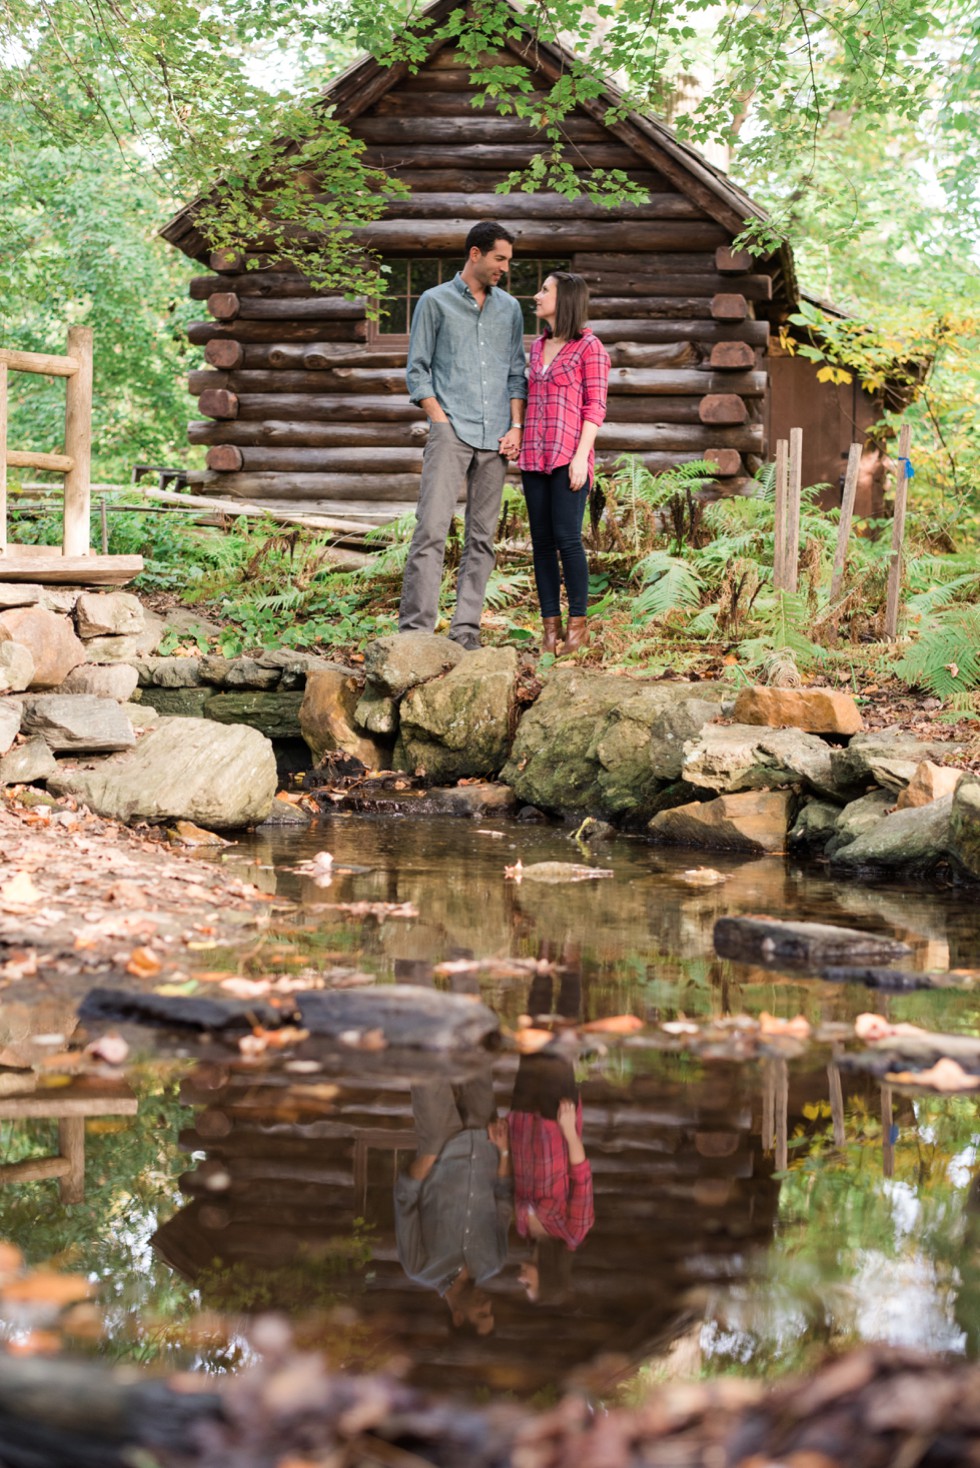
[761,1058,774,1151]
[774,1056,788,1173]
[62,325,93,557]
[0,361,7,554]
[830,442,863,601]
[773,438,788,590]
[884,422,912,640]
[828,1054,846,1148]
[58,1116,86,1204]
[881,1083,894,1179]
[785,427,803,594]
[100,495,109,555]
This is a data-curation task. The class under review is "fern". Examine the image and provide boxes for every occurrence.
[631,549,703,623]
[893,608,980,697]
[737,590,825,671]
[906,570,980,618]
[483,568,532,610]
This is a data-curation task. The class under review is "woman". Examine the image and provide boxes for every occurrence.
[519,271,610,654]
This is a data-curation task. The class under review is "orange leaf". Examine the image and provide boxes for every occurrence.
[512,1027,556,1054]
[3,1271,94,1306]
[759,1011,811,1038]
[581,1014,644,1035]
[6,1330,62,1356]
[126,946,162,979]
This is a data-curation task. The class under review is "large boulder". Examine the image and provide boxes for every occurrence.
[831,795,953,873]
[363,632,463,699]
[82,634,144,663]
[0,607,84,689]
[22,695,135,754]
[299,668,390,768]
[948,773,980,879]
[787,798,841,852]
[47,717,277,829]
[731,686,864,735]
[681,724,838,799]
[829,732,964,795]
[649,789,794,854]
[398,647,518,782]
[74,592,144,638]
[825,789,894,857]
[60,663,139,702]
[588,683,726,820]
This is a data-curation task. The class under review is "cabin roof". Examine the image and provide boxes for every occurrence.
[159,0,799,309]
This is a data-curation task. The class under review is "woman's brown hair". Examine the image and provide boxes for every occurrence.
[543,271,591,341]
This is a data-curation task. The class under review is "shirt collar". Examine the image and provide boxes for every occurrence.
[453,270,494,300]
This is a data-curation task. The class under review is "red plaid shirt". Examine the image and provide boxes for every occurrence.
[519,329,610,479]
[509,1099,595,1251]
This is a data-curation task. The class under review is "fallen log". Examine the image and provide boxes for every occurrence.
[714,916,912,967]
[79,984,498,1050]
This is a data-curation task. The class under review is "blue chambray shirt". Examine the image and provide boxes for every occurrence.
[406,273,528,451]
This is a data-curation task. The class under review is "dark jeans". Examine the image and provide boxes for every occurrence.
[521,464,590,618]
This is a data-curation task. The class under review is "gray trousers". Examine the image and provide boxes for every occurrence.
[411,1064,497,1158]
[398,420,507,646]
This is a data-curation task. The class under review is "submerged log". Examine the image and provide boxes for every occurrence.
[714,916,912,967]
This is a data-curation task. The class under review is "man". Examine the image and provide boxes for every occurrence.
[399,221,527,650]
[394,1065,512,1335]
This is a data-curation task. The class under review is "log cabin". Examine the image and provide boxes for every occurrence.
[161,0,897,522]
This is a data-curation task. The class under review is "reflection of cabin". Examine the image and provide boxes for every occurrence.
[161,0,904,524]
[152,1055,781,1394]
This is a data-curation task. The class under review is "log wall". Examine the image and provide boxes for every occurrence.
[185,47,774,509]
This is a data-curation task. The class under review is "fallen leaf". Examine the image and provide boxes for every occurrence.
[855,1012,928,1043]
[433,959,480,977]
[220,977,272,1000]
[84,1033,129,1066]
[662,1020,700,1036]
[126,946,163,979]
[0,871,43,908]
[581,1014,644,1035]
[678,868,728,886]
[759,1011,811,1038]
[511,1027,556,1054]
[887,1057,980,1091]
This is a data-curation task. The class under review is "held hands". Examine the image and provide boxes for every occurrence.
[498,425,523,462]
[487,1117,510,1153]
[557,1098,578,1141]
[568,452,589,491]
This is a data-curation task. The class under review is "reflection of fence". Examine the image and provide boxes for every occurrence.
[0,1077,138,1204]
[0,330,142,583]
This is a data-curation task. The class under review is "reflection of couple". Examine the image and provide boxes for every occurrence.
[394,975,594,1331]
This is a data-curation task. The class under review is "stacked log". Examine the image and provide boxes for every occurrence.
[187,47,775,507]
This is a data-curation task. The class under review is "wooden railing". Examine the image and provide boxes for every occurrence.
[0,326,93,557]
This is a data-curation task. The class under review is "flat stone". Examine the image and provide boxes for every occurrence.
[731,685,864,735]
[74,592,144,638]
[0,584,42,609]
[895,760,964,810]
[48,717,277,829]
[682,723,837,799]
[788,798,841,851]
[205,690,304,740]
[830,732,965,794]
[0,736,57,787]
[948,774,980,880]
[60,663,139,702]
[199,655,281,690]
[137,687,210,719]
[38,588,80,614]
[825,789,895,857]
[299,668,390,768]
[22,695,135,754]
[832,795,953,873]
[0,642,34,693]
[136,656,203,688]
[355,683,399,735]
[257,794,314,828]
[363,632,464,699]
[0,607,84,690]
[123,701,159,730]
[83,634,144,664]
[649,789,794,854]
[399,647,518,782]
[423,781,519,818]
[257,649,347,690]
[0,700,22,756]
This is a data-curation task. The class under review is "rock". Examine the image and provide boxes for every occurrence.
[205,690,304,740]
[300,668,390,768]
[48,717,277,829]
[137,688,211,719]
[825,789,895,857]
[649,789,794,854]
[132,606,167,656]
[0,736,57,787]
[123,701,159,730]
[0,607,85,689]
[83,634,144,664]
[0,702,23,757]
[830,732,964,795]
[399,647,518,782]
[714,915,912,966]
[948,774,980,880]
[136,656,203,688]
[589,684,727,819]
[896,760,964,810]
[0,584,41,608]
[681,724,837,799]
[60,663,139,702]
[363,632,463,698]
[199,655,280,690]
[787,798,841,851]
[21,695,136,753]
[38,587,80,614]
[731,685,865,734]
[0,642,34,693]
[832,794,954,873]
[423,782,518,818]
[257,650,347,689]
[257,794,314,827]
[355,683,399,735]
[74,592,144,638]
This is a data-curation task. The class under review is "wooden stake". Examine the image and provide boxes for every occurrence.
[830,442,863,601]
[63,325,93,557]
[881,1084,894,1180]
[785,426,803,594]
[773,438,788,590]
[100,495,109,555]
[0,362,7,554]
[828,1055,846,1148]
[884,422,912,640]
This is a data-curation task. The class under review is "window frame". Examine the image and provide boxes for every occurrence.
[366,255,572,345]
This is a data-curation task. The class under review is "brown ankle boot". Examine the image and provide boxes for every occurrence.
[562,616,589,654]
[541,616,563,655]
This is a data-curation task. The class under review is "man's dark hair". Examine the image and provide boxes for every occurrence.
[543,271,591,342]
[465,220,515,256]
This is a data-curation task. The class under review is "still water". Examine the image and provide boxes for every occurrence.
[2,811,980,1400]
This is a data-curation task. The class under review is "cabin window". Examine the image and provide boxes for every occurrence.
[370,256,571,338]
